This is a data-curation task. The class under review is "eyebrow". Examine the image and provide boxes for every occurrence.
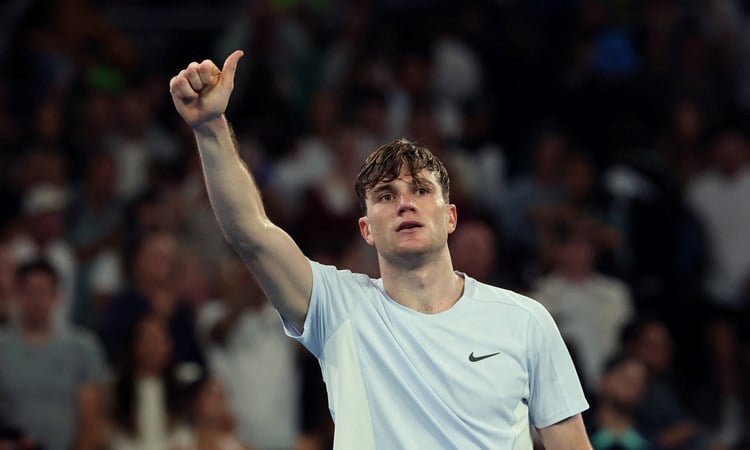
[369,176,436,197]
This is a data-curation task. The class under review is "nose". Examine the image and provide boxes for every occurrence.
[397,192,417,215]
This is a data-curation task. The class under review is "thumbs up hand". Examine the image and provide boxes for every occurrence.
[169,50,244,131]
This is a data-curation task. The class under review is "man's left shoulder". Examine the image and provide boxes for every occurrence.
[470,279,551,320]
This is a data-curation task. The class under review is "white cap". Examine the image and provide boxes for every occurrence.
[22,183,68,216]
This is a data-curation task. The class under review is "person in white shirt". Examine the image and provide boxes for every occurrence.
[197,255,299,450]
[168,50,591,449]
[532,222,633,389]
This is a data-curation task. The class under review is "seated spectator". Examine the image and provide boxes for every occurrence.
[101,231,203,368]
[110,314,195,450]
[185,377,254,450]
[11,183,77,327]
[621,319,718,450]
[197,254,300,450]
[0,260,107,450]
[588,356,652,450]
[532,221,633,390]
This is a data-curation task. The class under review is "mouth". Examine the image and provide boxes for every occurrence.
[396,221,423,232]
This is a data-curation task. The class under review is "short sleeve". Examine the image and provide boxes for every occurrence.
[525,301,589,428]
[73,330,108,384]
[281,260,369,358]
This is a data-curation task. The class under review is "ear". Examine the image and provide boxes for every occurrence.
[358,216,375,246]
[447,203,457,234]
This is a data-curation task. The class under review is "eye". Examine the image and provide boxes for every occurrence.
[416,187,429,195]
[379,193,394,202]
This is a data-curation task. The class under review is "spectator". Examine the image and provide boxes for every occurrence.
[185,377,254,450]
[0,260,107,450]
[197,254,300,450]
[67,151,125,330]
[500,131,567,286]
[532,221,633,389]
[621,319,718,449]
[587,356,653,450]
[102,231,203,368]
[107,87,179,203]
[687,129,750,446]
[11,183,77,327]
[110,314,194,450]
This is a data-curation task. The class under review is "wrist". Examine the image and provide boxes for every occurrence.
[193,115,229,139]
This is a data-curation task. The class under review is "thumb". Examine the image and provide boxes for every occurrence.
[220,50,244,90]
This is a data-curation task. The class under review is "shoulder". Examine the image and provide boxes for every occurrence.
[310,259,378,290]
[686,171,720,201]
[0,326,14,345]
[469,278,554,325]
[590,274,629,294]
[62,326,105,354]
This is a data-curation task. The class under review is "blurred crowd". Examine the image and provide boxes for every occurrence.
[1,0,750,449]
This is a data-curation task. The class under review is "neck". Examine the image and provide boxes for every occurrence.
[596,401,635,434]
[379,248,464,314]
[21,321,54,345]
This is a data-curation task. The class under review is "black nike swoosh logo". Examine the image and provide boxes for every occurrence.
[468,351,501,362]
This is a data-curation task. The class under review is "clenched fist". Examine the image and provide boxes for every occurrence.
[169,50,244,130]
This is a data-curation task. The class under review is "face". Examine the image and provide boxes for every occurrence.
[195,378,233,428]
[18,271,58,329]
[134,316,172,374]
[134,233,181,285]
[358,169,456,267]
[635,323,672,375]
[600,359,647,409]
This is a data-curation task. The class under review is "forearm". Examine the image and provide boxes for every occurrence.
[195,115,270,247]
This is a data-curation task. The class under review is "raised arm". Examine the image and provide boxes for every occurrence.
[169,51,311,330]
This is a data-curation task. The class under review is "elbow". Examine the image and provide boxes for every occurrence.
[222,219,275,254]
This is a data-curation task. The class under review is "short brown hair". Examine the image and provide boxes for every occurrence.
[355,139,450,213]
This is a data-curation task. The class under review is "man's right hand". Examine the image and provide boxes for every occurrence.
[169,50,244,131]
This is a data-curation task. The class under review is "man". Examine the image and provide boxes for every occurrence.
[0,260,107,450]
[169,51,591,449]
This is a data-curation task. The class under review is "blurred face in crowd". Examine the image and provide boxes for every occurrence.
[533,133,566,181]
[18,269,58,331]
[633,322,673,376]
[673,100,704,143]
[449,220,496,282]
[0,244,17,297]
[86,153,117,202]
[556,232,596,280]
[713,131,749,176]
[564,156,596,203]
[134,232,181,288]
[27,210,66,244]
[119,89,151,137]
[194,378,234,430]
[133,315,172,375]
[309,90,339,136]
[599,358,647,413]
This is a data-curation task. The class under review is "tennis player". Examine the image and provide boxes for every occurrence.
[169,50,591,449]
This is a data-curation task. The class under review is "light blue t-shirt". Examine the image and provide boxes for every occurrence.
[283,261,589,449]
